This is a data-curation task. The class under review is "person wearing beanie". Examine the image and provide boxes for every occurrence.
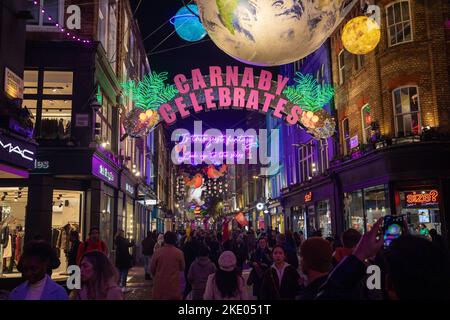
[297,237,333,300]
[203,251,247,300]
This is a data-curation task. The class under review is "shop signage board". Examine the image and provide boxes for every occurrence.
[0,133,36,169]
[350,135,359,149]
[405,190,439,208]
[92,155,119,188]
[120,172,136,197]
[4,67,24,100]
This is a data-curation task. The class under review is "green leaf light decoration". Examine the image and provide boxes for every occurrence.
[283,72,335,112]
[121,71,178,110]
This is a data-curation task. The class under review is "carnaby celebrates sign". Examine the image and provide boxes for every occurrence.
[121,65,336,140]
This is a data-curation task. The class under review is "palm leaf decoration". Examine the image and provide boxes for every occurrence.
[283,72,335,112]
[121,72,178,110]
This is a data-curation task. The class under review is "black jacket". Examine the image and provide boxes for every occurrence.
[260,265,300,300]
[297,275,328,300]
[141,236,156,256]
[115,236,134,269]
[316,255,367,300]
[68,239,81,266]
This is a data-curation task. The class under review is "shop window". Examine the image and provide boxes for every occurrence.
[361,105,372,144]
[51,190,83,276]
[26,0,64,29]
[342,118,350,154]
[338,50,345,85]
[95,91,113,147]
[398,189,442,236]
[101,192,114,254]
[318,139,329,174]
[344,185,390,234]
[298,141,313,182]
[317,200,332,237]
[393,86,421,137]
[386,1,412,47]
[23,70,73,139]
[0,187,27,277]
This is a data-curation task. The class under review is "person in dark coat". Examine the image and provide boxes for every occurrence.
[187,244,216,300]
[182,233,201,298]
[141,231,156,280]
[67,231,81,267]
[232,234,248,274]
[260,245,300,300]
[114,230,134,288]
[297,237,332,300]
[205,234,221,268]
[247,237,272,299]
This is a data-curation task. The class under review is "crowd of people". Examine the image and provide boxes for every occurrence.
[3,219,450,300]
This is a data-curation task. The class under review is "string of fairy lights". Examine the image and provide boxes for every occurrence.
[30,0,91,44]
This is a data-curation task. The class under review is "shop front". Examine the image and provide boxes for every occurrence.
[267,200,283,233]
[282,176,337,238]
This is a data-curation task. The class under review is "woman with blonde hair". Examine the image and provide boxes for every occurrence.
[69,251,123,300]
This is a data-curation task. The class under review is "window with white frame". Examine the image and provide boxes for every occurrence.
[393,87,421,137]
[318,140,329,173]
[342,118,351,154]
[361,105,372,143]
[386,1,412,46]
[107,1,118,72]
[98,0,108,52]
[299,142,314,182]
[26,0,64,29]
[338,50,345,85]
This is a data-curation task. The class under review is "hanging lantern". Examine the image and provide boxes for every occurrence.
[342,16,381,55]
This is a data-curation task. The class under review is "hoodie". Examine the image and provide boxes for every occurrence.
[187,256,217,300]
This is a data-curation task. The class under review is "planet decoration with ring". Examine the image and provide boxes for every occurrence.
[341,16,381,55]
[171,4,207,42]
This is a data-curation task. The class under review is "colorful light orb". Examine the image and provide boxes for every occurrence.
[171,5,207,42]
[342,16,381,55]
[196,0,359,66]
[139,112,147,122]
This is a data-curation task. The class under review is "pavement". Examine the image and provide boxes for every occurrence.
[123,266,257,300]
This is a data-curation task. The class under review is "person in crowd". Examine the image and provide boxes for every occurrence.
[247,237,272,299]
[182,231,202,298]
[429,229,449,255]
[332,228,362,266]
[151,231,185,300]
[67,230,81,267]
[317,218,450,300]
[293,232,302,248]
[114,230,134,289]
[76,227,107,264]
[141,231,156,280]
[276,233,299,270]
[260,245,300,300]
[232,234,249,273]
[205,234,221,267]
[69,251,122,300]
[246,229,257,256]
[203,251,247,300]
[10,241,68,300]
[187,244,217,300]
[269,230,277,248]
[419,223,430,237]
[153,233,164,253]
[297,237,333,300]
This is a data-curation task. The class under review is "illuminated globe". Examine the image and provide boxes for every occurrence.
[342,16,381,55]
[196,0,359,66]
[171,4,207,42]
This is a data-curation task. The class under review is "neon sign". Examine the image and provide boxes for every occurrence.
[99,165,114,182]
[121,66,336,140]
[305,192,313,202]
[126,183,134,195]
[406,190,438,207]
[0,138,34,161]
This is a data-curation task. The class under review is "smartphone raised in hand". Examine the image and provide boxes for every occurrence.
[383,215,404,248]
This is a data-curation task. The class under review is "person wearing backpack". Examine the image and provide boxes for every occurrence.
[76,227,108,265]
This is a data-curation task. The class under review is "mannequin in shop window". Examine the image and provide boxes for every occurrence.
[9,241,68,300]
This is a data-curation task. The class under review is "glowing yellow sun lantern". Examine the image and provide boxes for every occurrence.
[342,16,381,55]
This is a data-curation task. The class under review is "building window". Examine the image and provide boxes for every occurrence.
[96,90,113,147]
[299,141,313,182]
[26,0,64,29]
[361,105,372,143]
[23,70,73,139]
[342,118,350,154]
[356,55,365,71]
[393,86,421,137]
[338,50,345,85]
[318,139,329,173]
[386,0,412,46]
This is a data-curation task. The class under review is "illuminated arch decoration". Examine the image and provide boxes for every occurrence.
[121,66,336,140]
